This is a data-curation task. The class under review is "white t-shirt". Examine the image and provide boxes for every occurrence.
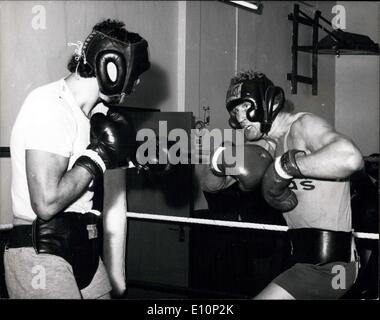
[10,79,95,222]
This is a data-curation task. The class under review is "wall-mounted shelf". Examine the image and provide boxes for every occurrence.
[287,4,379,96]
[295,47,379,56]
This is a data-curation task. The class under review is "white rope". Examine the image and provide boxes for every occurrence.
[352,231,379,240]
[126,212,379,240]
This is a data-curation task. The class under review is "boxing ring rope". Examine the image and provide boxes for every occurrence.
[126,212,379,240]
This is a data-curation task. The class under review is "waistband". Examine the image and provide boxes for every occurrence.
[288,228,352,265]
[6,224,34,248]
[12,210,101,226]
[7,212,101,249]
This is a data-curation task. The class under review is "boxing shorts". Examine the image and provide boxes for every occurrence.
[272,228,358,299]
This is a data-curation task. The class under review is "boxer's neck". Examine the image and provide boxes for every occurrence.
[64,74,100,117]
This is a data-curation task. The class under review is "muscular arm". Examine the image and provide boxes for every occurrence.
[26,149,93,220]
[291,114,364,180]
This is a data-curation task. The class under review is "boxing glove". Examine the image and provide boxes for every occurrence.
[133,138,173,175]
[210,142,273,192]
[200,163,233,193]
[74,110,136,179]
[261,149,306,212]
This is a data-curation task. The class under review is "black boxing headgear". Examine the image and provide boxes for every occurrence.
[226,73,285,134]
[81,30,150,104]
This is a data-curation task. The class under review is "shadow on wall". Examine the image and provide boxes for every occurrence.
[123,62,170,109]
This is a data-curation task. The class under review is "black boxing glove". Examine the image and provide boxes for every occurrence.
[261,149,306,212]
[74,110,136,179]
[133,138,173,175]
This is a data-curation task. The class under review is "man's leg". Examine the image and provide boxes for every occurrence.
[254,282,295,300]
[97,292,112,299]
[254,261,358,300]
[80,258,112,299]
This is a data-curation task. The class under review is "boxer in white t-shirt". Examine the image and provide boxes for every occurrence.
[5,19,150,299]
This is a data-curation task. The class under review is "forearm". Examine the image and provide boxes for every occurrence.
[296,139,364,180]
[103,224,127,295]
[102,169,128,295]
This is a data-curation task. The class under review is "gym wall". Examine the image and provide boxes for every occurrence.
[335,1,380,155]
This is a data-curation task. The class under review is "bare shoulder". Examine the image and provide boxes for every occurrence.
[289,113,336,140]
[291,113,333,134]
[288,113,338,152]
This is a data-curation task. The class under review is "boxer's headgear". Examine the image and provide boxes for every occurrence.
[81,29,150,104]
[226,73,285,134]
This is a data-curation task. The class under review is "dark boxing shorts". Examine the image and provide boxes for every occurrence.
[273,261,358,300]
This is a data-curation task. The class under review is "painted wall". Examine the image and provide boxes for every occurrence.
[0,158,12,226]
[335,1,380,156]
